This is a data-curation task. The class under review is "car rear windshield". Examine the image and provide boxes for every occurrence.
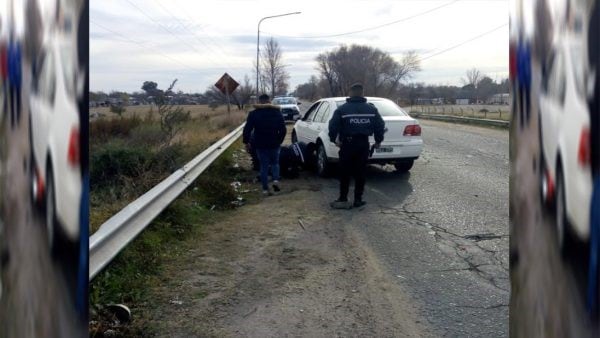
[273,97,297,105]
[335,99,407,116]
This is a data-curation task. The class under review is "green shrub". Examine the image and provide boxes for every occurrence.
[151,144,186,173]
[128,122,164,148]
[110,104,126,116]
[90,140,151,188]
[194,176,237,210]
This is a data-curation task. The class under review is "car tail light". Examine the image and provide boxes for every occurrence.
[577,127,590,167]
[67,127,80,167]
[404,124,422,136]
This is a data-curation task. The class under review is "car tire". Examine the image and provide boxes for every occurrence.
[556,167,571,255]
[46,164,57,253]
[291,129,298,143]
[317,143,332,177]
[538,112,550,209]
[394,160,414,172]
[29,117,38,207]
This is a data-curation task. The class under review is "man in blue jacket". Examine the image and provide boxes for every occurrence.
[243,94,287,196]
[328,83,385,209]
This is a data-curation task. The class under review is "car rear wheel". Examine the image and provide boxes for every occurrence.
[46,165,57,253]
[317,143,332,177]
[556,168,569,255]
[394,160,414,172]
[538,112,551,208]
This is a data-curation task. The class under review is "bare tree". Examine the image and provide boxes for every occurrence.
[463,68,484,102]
[261,38,290,98]
[234,75,255,110]
[386,50,421,96]
[316,52,339,96]
[463,68,483,88]
[294,75,320,101]
[315,44,421,97]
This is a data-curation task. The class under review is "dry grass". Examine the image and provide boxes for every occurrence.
[90,104,245,120]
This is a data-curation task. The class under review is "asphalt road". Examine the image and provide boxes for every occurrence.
[295,100,509,336]
[340,119,509,337]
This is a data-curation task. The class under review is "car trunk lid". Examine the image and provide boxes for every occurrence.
[378,116,420,142]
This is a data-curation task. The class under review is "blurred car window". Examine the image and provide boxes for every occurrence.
[40,50,57,105]
[303,101,321,121]
[549,51,566,107]
[318,102,332,123]
[569,46,586,99]
[60,47,75,96]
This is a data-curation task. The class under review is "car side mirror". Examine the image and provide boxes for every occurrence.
[297,102,302,105]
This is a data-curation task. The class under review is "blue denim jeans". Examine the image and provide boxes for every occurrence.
[256,148,280,191]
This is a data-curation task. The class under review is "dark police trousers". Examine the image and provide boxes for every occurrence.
[338,135,370,201]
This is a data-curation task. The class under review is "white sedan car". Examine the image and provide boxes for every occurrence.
[272,96,302,121]
[292,97,423,176]
[29,35,81,250]
[538,33,592,250]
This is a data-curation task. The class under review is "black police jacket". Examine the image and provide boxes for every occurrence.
[328,97,385,143]
[243,104,287,149]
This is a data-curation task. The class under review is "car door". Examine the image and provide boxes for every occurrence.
[542,48,566,178]
[296,101,321,143]
[304,100,329,143]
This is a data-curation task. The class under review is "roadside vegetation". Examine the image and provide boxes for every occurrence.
[89,87,254,335]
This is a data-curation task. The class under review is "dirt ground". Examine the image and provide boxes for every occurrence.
[126,167,432,337]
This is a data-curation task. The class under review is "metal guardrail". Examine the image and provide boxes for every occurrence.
[89,123,245,280]
[410,113,510,128]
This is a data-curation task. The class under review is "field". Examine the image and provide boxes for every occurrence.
[404,104,511,121]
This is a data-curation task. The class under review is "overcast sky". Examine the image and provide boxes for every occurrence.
[90,0,509,94]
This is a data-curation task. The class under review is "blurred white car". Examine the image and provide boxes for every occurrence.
[272,96,301,121]
[29,34,81,250]
[538,33,592,249]
[292,97,423,176]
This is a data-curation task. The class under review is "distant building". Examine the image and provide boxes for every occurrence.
[487,93,510,105]
[456,98,469,105]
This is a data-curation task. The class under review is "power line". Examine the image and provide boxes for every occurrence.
[262,0,460,39]
[121,0,227,69]
[150,0,234,68]
[418,23,507,61]
[91,20,215,74]
[165,2,234,61]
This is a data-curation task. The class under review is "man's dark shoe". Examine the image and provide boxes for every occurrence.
[353,200,367,208]
[330,199,352,209]
[272,181,281,192]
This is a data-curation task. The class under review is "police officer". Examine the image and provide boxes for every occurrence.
[328,83,385,209]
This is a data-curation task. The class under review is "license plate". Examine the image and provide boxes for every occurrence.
[375,147,393,153]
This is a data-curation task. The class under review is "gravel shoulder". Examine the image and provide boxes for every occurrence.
[132,171,432,337]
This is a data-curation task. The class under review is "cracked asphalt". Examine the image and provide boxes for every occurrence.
[296,101,509,336]
[344,119,509,337]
